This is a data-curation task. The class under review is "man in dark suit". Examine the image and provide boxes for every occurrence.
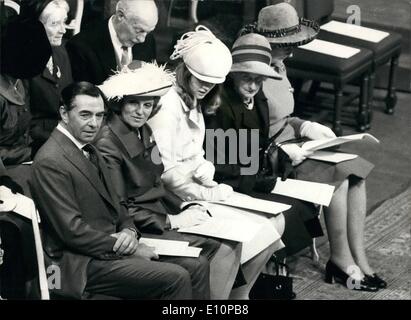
[29,82,194,299]
[66,0,157,85]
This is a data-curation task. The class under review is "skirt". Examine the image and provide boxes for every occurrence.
[294,156,374,188]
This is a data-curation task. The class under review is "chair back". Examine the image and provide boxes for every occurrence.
[4,0,20,14]
[303,0,334,24]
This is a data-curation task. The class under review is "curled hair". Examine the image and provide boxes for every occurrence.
[39,0,69,24]
[174,62,222,114]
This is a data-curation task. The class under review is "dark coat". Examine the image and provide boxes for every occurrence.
[95,114,182,234]
[29,129,136,299]
[66,20,156,85]
[0,76,32,165]
[29,45,73,148]
[204,84,323,256]
[204,83,269,192]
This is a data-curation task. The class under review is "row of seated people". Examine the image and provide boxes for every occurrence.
[0,0,386,299]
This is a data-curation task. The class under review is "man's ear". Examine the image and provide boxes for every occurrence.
[59,105,68,124]
[115,8,126,22]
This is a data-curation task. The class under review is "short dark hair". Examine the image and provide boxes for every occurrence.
[61,82,103,111]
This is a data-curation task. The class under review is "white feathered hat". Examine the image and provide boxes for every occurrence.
[170,25,232,84]
[99,61,175,100]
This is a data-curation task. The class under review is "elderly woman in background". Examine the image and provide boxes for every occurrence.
[20,0,73,157]
[148,26,285,299]
[244,3,386,291]
[204,32,324,258]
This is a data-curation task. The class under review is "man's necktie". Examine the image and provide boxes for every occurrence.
[82,144,101,174]
[120,46,130,68]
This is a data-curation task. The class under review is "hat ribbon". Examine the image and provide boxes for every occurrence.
[256,18,319,39]
[170,25,217,60]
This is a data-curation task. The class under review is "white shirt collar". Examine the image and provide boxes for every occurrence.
[57,123,87,151]
[108,17,132,67]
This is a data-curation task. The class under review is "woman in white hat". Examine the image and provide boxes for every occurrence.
[96,61,223,299]
[148,26,285,299]
[204,32,324,263]
[248,3,385,291]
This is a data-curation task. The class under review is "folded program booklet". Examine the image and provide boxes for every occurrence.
[300,133,379,152]
[181,192,291,216]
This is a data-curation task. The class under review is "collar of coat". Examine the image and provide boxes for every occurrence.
[221,83,270,135]
[108,113,153,159]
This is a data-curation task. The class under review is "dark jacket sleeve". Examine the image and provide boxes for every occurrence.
[30,160,117,259]
[65,39,95,83]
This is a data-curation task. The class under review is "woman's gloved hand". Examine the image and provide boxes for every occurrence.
[168,205,211,229]
[202,183,234,201]
[300,121,336,140]
[193,161,217,187]
[280,144,313,166]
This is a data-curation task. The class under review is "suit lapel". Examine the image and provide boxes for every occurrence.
[51,130,117,210]
[108,114,145,159]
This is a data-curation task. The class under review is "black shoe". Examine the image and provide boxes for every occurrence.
[364,273,387,289]
[325,260,379,292]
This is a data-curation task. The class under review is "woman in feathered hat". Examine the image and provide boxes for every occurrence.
[147,25,285,299]
[204,32,324,265]
[96,61,221,300]
[245,3,385,291]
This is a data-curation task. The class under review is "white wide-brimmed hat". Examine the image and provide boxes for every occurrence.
[99,61,175,100]
[230,33,282,79]
[255,3,319,48]
[170,25,232,84]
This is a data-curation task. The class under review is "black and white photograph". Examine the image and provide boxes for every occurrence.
[0,0,409,311]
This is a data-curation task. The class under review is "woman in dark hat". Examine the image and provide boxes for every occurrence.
[204,32,324,261]
[0,18,51,166]
[245,3,386,291]
[19,0,73,157]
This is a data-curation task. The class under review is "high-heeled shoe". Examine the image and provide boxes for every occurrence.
[364,273,387,289]
[325,260,379,292]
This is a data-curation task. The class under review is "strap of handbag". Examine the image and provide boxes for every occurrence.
[271,254,290,277]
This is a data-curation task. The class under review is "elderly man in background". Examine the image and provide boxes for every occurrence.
[67,0,158,84]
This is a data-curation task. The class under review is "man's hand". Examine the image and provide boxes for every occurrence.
[280,144,313,166]
[300,121,336,140]
[110,229,139,256]
[168,205,210,229]
[134,243,159,261]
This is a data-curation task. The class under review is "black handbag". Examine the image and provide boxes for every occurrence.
[250,256,296,300]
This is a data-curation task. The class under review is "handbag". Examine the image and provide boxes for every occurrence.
[250,255,296,300]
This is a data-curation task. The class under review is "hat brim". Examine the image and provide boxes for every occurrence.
[124,84,173,98]
[230,61,282,80]
[186,66,226,84]
[260,21,320,48]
